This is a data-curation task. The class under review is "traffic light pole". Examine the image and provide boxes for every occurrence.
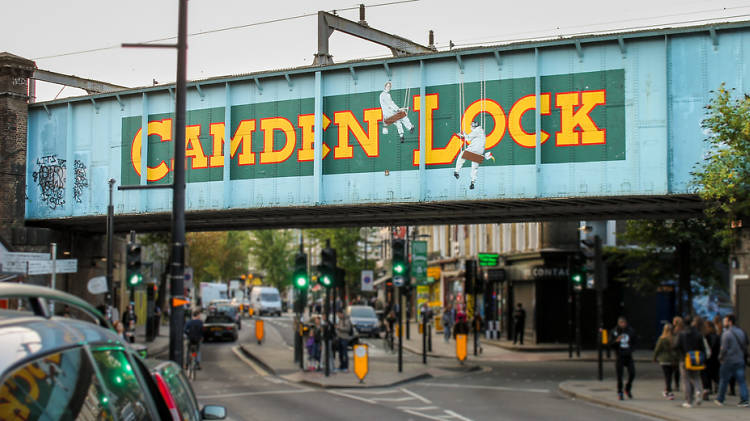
[567,255,573,359]
[398,286,403,373]
[168,0,188,366]
[595,235,604,381]
[324,287,331,377]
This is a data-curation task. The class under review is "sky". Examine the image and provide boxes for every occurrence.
[4,0,750,101]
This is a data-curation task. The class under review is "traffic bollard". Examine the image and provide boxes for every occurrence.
[255,319,264,344]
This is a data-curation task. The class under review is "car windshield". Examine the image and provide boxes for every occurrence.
[350,307,376,318]
[261,293,279,301]
[206,315,233,324]
[216,305,236,314]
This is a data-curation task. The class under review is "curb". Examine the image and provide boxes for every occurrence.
[238,344,278,376]
[294,372,434,389]
[558,382,677,421]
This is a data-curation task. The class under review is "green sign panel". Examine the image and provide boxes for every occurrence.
[478,252,500,266]
[411,240,428,284]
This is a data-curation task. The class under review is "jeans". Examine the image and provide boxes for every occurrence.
[616,355,635,393]
[444,324,452,342]
[660,364,674,393]
[682,365,703,404]
[716,361,749,403]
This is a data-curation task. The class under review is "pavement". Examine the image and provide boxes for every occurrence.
[400,325,653,363]
[130,322,171,358]
[560,378,749,421]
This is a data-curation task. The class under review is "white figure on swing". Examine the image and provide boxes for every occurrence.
[454,119,495,190]
[379,81,414,143]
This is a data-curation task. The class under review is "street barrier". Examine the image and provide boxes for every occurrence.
[353,344,369,383]
[255,319,264,344]
[456,334,467,362]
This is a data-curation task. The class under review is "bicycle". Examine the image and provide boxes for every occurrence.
[185,342,200,381]
[382,327,394,353]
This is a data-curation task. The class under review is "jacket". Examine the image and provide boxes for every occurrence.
[611,325,636,357]
[653,336,679,365]
[674,327,704,358]
[336,317,354,340]
[718,326,748,365]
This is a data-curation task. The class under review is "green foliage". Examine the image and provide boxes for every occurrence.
[612,219,726,292]
[306,228,375,296]
[692,84,750,246]
[247,230,295,288]
[186,231,251,287]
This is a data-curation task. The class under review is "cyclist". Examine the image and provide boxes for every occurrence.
[184,310,204,370]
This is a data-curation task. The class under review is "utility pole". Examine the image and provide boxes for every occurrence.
[594,235,604,381]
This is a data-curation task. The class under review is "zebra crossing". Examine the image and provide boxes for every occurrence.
[328,387,474,421]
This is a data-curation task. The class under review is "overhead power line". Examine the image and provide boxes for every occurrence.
[33,0,419,60]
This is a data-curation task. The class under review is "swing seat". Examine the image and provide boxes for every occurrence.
[384,110,407,125]
[461,150,484,163]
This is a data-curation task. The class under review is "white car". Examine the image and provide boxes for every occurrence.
[250,286,282,316]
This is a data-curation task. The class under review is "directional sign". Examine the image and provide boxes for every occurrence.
[393,276,404,287]
[26,259,78,275]
[412,240,427,284]
[172,296,190,307]
[478,253,500,267]
[1,252,51,273]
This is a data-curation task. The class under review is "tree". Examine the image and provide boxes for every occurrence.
[186,231,251,287]
[247,230,295,288]
[692,84,750,246]
[611,219,726,316]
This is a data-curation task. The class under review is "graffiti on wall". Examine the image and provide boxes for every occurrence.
[73,159,88,203]
[32,155,66,209]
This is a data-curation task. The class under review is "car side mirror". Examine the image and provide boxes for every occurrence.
[201,405,226,420]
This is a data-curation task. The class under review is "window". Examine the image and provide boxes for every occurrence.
[528,223,539,250]
[160,363,201,421]
[515,223,526,251]
[0,347,111,420]
[206,315,234,324]
[91,348,151,420]
[502,224,512,253]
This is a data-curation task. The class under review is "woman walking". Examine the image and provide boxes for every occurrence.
[703,320,721,399]
[654,323,678,400]
[671,316,684,392]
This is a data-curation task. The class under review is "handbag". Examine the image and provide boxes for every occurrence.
[685,350,706,371]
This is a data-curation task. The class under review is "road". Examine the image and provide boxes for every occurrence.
[188,314,661,421]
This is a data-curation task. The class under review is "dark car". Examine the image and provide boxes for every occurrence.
[0,284,174,420]
[203,314,238,342]
[147,359,226,421]
[215,304,242,330]
[347,305,381,338]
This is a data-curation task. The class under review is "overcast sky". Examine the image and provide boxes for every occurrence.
[4,0,749,101]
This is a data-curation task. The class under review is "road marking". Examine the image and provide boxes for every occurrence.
[398,406,440,411]
[197,389,313,399]
[231,346,270,377]
[416,382,550,394]
[401,387,432,404]
[326,390,377,404]
[372,396,417,402]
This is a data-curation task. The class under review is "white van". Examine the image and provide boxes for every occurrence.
[250,286,282,317]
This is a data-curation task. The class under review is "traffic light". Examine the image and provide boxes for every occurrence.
[320,244,336,289]
[392,239,406,276]
[465,259,477,292]
[581,235,606,290]
[126,242,142,288]
[293,251,308,290]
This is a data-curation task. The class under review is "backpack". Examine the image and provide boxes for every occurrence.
[185,320,203,342]
[685,350,705,371]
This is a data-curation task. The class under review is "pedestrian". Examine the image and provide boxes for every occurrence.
[653,323,678,400]
[122,303,137,344]
[454,311,469,337]
[336,311,353,372]
[441,304,455,343]
[312,316,323,371]
[113,320,127,341]
[714,314,749,407]
[184,310,204,370]
[714,314,737,397]
[674,316,706,408]
[702,320,721,400]
[611,316,636,400]
[513,303,526,345]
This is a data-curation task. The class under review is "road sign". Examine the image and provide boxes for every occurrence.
[393,275,404,287]
[172,296,189,307]
[478,252,500,266]
[412,241,427,284]
[1,252,51,273]
[361,270,374,292]
[353,344,369,383]
[87,276,108,295]
[25,259,78,275]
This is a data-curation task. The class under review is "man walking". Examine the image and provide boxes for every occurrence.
[335,311,353,372]
[442,303,455,343]
[611,316,636,400]
[714,314,749,407]
[513,303,526,345]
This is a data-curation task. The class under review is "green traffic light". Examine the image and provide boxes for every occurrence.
[571,273,583,284]
[295,276,308,288]
[394,263,404,274]
[128,273,142,286]
[321,275,331,287]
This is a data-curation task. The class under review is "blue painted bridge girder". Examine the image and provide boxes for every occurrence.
[25,21,750,232]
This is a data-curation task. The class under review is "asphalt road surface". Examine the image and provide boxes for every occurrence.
[188,315,661,421]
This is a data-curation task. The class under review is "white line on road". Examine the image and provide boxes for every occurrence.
[401,387,432,404]
[397,406,440,411]
[372,396,419,402]
[416,382,550,394]
[443,409,474,421]
[326,390,377,404]
[197,389,313,399]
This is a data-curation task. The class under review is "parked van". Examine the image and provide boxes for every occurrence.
[250,286,282,316]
